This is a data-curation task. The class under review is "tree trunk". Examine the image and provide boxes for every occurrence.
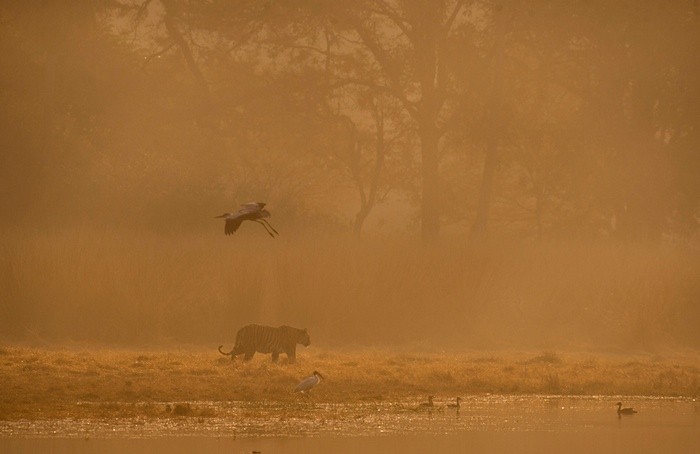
[352,102,386,238]
[469,136,497,240]
[162,0,210,96]
[469,1,508,241]
[353,207,370,237]
[420,122,441,242]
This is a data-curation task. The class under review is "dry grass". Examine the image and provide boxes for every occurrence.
[1,346,698,420]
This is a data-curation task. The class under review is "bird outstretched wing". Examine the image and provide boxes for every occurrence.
[239,202,266,213]
[224,216,244,235]
[217,202,275,236]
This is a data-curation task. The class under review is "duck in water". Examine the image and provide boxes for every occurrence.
[415,395,445,412]
[447,397,462,410]
[616,402,637,416]
[417,395,434,409]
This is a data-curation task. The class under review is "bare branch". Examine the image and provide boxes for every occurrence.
[329,77,419,118]
[142,42,176,68]
[135,0,152,22]
[443,0,466,35]
[367,0,415,41]
[327,77,391,93]
[285,44,329,56]
[161,0,209,95]
[349,20,418,119]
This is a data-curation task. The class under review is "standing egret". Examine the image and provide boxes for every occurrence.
[294,371,324,395]
[215,202,279,237]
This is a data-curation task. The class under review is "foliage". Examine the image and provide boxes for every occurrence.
[0,0,698,239]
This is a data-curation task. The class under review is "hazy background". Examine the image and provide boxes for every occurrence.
[1,0,699,350]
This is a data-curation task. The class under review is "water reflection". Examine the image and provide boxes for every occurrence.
[1,396,698,453]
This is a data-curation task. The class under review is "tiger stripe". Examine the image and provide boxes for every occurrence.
[218,324,310,364]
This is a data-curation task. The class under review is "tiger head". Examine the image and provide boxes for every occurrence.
[299,328,311,346]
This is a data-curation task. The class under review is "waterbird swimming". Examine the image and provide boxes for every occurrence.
[447,397,462,409]
[616,402,637,415]
[294,371,324,394]
[419,396,435,407]
[215,202,278,237]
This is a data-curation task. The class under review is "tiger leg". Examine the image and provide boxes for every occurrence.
[271,351,280,363]
[230,345,246,360]
[286,349,296,364]
[244,350,255,361]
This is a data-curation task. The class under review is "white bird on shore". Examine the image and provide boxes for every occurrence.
[294,371,324,394]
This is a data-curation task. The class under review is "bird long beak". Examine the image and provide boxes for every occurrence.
[215,214,227,218]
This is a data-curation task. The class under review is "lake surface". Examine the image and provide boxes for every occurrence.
[2,396,698,453]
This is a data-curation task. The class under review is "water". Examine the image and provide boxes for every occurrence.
[2,396,698,453]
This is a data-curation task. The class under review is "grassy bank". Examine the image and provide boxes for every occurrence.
[1,346,698,420]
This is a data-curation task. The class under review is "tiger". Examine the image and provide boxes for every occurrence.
[218,324,311,364]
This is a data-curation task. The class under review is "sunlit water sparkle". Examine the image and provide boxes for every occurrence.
[1,395,697,439]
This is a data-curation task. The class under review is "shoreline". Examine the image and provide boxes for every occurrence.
[1,346,699,421]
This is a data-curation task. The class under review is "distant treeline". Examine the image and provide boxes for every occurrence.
[0,1,698,241]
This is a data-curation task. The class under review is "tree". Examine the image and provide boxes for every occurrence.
[0,0,128,225]
[300,0,470,241]
[574,0,700,241]
[327,93,399,237]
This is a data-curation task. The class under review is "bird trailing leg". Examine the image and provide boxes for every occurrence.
[260,218,279,235]
[255,220,277,238]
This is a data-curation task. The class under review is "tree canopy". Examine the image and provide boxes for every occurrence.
[1,0,698,242]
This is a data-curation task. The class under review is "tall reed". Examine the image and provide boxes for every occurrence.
[1,228,698,349]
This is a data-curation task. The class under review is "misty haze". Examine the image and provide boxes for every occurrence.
[1,1,699,452]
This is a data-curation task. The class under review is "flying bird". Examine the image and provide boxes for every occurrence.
[215,202,279,237]
[616,402,638,416]
[294,370,324,394]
